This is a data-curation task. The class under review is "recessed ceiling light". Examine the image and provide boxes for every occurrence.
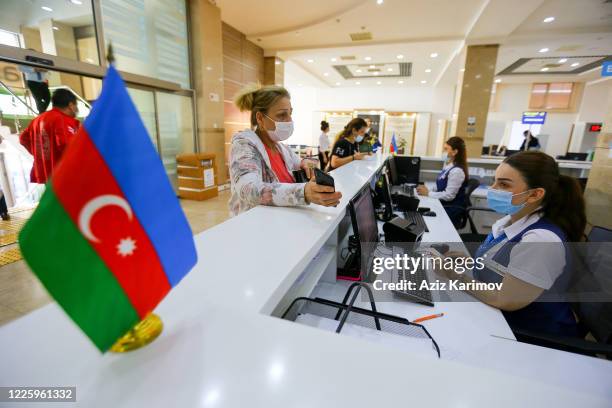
[70,0,83,4]
[298,83,303,86]
[387,68,393,72]
[558,58,567,63]
[376,81,382,85]
[543,16,555,23]
[540,67,549,72]
[365,56,372,61]
[377,0,384,4]
[398,80,404,84]
[323,72,329,76]
[335,82,340,86]
[356,69,362,73]
[355,81,361,85]
[41,6,53,11]
[396,54,404,59]
[52,26,59,31]
[369,65,375,69]
[539,48,549,53]
[430,53,438,58]
[421,80,427,84]
[425,68,431,73]
[307,59,314,63]
[373,72,379,76]
[331,58,337,62]
[571,62,580,67]
[494,79,501,83]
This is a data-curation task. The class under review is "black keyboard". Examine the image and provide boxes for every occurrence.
[403,211,429,232]
[392,247,434,306]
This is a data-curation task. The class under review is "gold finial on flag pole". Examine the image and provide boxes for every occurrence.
[106,42,115,65]
[110,313,163,353]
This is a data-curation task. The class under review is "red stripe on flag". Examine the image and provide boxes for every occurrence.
[51,129,171,319]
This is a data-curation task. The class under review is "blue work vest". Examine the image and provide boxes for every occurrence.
[436,165,467,221]
[474,219,579,337]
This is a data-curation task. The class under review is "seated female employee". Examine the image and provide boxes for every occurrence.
[229,84,342,216]
[416,136,468,226]
[440,151,586,337]
[327,118,368,171]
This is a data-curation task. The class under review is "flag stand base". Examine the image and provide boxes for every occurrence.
[110,313,163,353]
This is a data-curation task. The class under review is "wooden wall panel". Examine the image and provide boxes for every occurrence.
[222,22,264,180]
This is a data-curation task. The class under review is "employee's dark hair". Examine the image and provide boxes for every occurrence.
[234,83,290,127]
[446,136,468,179]
[320,120,329,132]
[51,89,77,108]
[523,130,533,137]
[334,117,367,144]
[504,151,586,241]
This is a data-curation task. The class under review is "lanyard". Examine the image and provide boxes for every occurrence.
[475,232,507,259]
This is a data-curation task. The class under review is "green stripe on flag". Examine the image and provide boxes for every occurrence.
[19,187,140,351]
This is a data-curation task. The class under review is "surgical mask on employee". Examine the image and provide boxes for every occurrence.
[263,113,294,142]
[356,135,364,143]
[486,188,531,215]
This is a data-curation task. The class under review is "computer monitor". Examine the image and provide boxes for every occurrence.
[564,152,588,161]
[380,170,394,220]
[386,156,399,185]
[349,186,380,255]
[393,156,421,184]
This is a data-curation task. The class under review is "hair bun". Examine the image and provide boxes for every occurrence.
[234,83,262,112]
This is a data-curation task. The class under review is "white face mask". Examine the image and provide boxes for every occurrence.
[263,113,294,142]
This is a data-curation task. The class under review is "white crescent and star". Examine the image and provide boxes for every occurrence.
[78,194,137,257]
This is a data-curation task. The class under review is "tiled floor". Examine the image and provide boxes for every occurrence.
[0,190,231,327]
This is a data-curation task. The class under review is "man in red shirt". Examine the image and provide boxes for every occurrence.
[20,89,80,184]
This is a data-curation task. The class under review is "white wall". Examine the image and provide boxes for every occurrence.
[486,83,578,158]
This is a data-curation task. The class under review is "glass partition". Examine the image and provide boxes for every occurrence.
[100,0,190,89]
[155,92,194,188]
[0,0,99,65]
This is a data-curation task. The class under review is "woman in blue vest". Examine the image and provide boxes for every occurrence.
[440,151,586,337]
[416,136,468,226]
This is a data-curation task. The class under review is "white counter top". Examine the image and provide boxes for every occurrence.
[1,153,610,407]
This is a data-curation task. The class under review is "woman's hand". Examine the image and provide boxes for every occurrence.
[353,152,366,160]
[304,180,342,207]
[301,159,318,179]
[416,184,429,196]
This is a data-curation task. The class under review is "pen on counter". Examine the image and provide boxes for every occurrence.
[412,313,444,324]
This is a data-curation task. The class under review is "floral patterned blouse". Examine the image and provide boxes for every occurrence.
[229,129,308,216]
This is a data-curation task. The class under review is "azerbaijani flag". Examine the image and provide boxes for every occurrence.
[19,66,197,352]
[390,133,398,154]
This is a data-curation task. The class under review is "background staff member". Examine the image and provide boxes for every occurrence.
[19,89,80,184]
[416,136,468,226]
[318,120,331,169]
[327,118,368,171]
[520,129,541,151]
[439,151,585,337]
[229,84,342,216]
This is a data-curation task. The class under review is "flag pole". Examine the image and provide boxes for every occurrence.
[103,43,164,353]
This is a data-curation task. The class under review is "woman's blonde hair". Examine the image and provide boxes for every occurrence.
[234,83,290,127]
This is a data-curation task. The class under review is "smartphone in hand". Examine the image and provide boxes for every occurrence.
[314,168,335,191]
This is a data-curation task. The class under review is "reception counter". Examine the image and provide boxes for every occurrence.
[1,153,610,407]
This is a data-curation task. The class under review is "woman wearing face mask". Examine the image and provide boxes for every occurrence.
[440,151,586,337]
[327,118,368,171]
[416,137,468,226]
[229,84,342,216]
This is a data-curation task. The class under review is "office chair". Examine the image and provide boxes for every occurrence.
[441,178,480,230]
[512,225,612,358]
[441,178,494,243]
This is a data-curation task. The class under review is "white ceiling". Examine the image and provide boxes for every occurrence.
[219,0,612,88]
